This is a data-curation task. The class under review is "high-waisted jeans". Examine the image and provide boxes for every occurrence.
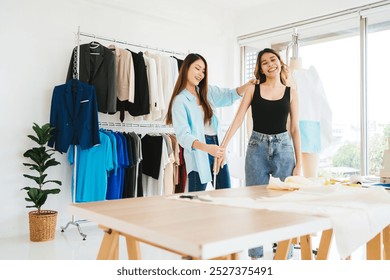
[245,131,295,258]
[187,135,231,192]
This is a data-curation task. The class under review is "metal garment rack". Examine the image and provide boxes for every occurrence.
[60,26,87,240]
[79,29,187,56]
[99,121,174,134]
[285,28,300,65]
[61,26,183,239]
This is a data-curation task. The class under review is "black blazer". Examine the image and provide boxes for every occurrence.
[67,42,116,113]
[127,51,150,117]
[48,79,100,153]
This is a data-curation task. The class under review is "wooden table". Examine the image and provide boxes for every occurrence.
[69,185,389,260]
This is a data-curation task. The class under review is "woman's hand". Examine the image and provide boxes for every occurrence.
[207,144,225,158]
[237,78,259,96]
[248,78,259,85]
[213,154,226,175]
[292,165,301,176]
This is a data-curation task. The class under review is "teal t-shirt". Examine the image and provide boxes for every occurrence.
[69,131,114,202]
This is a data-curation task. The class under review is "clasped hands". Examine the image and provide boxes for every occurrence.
[209,144,226,175]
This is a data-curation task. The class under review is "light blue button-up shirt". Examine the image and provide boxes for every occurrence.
[172,85,241,184]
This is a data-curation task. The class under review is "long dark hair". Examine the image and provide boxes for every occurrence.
[165,53,212,125]
[254,48,288,85]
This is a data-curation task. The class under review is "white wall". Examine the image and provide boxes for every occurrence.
[0,0,238,239]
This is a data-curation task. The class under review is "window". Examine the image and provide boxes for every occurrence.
[244,49,258,82]
[367,12,390,176]
[298,35,361,177]
[239,3,390,180]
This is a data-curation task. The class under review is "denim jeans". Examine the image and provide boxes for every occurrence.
[245,131,295,258]
[187,135,231,192]
[245,131,295,186]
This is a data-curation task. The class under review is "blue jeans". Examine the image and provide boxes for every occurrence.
[245,131,295,258]
[245,131,295,186]
[187,135,231,192]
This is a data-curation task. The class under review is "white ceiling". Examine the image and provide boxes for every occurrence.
[82,0,273,33]
[90,0,270,17]
[81,0,381,37]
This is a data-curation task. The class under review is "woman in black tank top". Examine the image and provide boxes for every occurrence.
[216,48,302,259]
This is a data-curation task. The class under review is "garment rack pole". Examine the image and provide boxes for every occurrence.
[291,29,299,59]
[60,26,87,240]
[79,31,187,56]
[285,28,300,65]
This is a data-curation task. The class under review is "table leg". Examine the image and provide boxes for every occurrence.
[125,235,141,260]
[383,225,390,260]
[229,253,239,260]
[316,229,333,260]
[97,228,120,260]
[300,234,313,260]
[274,239,292,260]
[367,232,382,260]
[207,253,238,260]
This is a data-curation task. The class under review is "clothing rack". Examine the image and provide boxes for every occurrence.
[61,26,182,239]
[80,27,184,135]
[99,121,175,134]
[79,30,187,56]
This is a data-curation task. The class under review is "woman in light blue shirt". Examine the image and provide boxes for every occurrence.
[165,53,253,192]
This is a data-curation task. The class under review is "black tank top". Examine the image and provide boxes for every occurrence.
[251,84,290,134]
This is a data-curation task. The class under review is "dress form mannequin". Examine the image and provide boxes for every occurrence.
[288,57,319,178]
[301,148,320,177]
[286,58,301,89]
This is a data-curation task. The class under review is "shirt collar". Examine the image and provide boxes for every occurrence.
[182,89,196,101]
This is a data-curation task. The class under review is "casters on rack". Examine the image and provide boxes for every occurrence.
[61,217,87,240]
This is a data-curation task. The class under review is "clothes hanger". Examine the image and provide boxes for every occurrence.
[89,36,100,48]
[89,37,100,55]
[108,39,117,50]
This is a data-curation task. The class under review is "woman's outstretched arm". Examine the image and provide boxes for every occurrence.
[215,84,255,173]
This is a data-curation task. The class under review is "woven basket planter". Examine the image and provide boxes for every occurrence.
[28,210,58,242]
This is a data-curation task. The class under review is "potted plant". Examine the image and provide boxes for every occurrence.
[21,123,62,242]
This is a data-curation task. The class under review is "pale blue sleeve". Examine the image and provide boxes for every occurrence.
[208,85,241,107]
[172,97,197,150]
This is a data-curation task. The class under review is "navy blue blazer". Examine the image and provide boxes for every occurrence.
[49,79,100,153]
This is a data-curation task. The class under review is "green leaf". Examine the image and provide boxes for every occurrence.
[23,174,41,186]
[43,188,61,195]
[21,123,61,211]
[42,180,62,186]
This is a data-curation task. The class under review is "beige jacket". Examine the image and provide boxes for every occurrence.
[109,45,135,102]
